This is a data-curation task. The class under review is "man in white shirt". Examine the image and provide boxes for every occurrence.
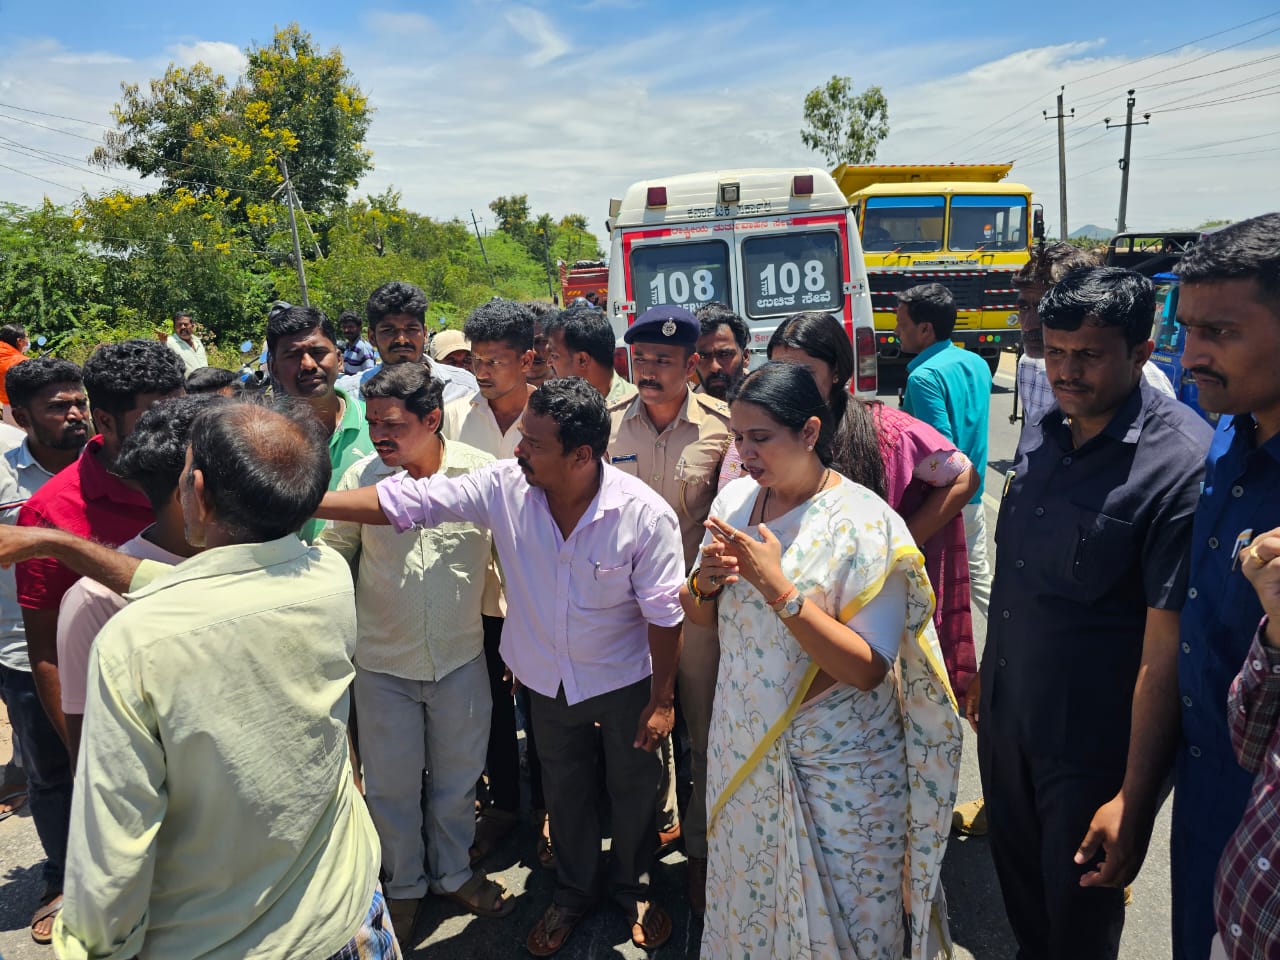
[164,312,208,375]
[322,364,512,948]
[336,281,477,404]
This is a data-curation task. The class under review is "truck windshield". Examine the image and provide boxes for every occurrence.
[630,241,731,313]
[741,231,842,319]
[862,196,944,252]
[948,195,1027,251]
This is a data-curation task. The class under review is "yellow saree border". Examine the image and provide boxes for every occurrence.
[707,542,955,832]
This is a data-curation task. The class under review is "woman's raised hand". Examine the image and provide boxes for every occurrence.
[705,517,790,599]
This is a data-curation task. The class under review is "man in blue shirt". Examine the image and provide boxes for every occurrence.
[896,282,993,618]
[1171,213,1280,960]
[337,311,377,377]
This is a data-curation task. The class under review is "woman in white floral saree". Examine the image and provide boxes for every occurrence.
[680,363,962,960]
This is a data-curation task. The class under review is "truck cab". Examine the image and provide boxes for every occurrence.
[833,163,1032,375]
[606,167,877,398]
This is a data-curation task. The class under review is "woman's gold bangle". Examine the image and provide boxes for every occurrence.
[687,567,722,604]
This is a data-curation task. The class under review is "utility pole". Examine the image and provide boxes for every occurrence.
[1104,90,1151,234]
[1043,87,1073,240]
[470,209,496,287]
[277,156,309,307]
[540,229,555,299]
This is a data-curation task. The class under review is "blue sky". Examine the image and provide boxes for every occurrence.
[2,2,1279,238]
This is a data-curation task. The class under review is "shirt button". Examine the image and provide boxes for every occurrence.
[1259,857,1272,871]
[1034,506,1045,517]
[1230,923,1243,937]
[1208,536,1219,549]
[1182,642,1191,653]
[1015,559,1025,568]
[1182,695,1193,707]
[1062,456,1072,465]
[1188,587,1198,599]
[1190,745,1202,758]
[1231,485,1244,498]
[656,440,665,448]
[1253,660,1264,672]
[1002,609,1011,619]
[652,475,660,482]
[998,657,1008,667]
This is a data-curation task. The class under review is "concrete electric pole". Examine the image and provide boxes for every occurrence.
[1044,87,1073,240]
[1104,90,1151,234]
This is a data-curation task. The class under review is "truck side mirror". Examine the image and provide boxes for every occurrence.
[1033,206,1046,243]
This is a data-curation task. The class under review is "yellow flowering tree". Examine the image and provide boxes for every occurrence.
[92,24,372,213]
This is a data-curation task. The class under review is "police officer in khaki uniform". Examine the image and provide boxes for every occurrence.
[606,305,730,916]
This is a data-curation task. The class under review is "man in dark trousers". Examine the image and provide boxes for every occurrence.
[973,267,1212,959]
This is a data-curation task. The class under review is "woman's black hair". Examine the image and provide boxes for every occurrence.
[729,362,835,467]
[766,312,887,499]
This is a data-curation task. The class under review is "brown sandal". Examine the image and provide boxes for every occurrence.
[526,902,584,957]
[31,892,62,945]
[630,901,672,951]
[442,872,515,919]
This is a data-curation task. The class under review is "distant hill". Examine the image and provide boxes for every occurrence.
[1069,224,1114,241]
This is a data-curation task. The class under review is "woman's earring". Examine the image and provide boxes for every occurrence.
[806,444,814,451]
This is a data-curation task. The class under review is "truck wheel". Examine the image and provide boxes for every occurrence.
[986,353,1001,378]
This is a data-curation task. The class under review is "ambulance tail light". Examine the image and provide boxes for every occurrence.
[646,187,668,208]
[854,327,877,394]
[792,174,814,197]
[614,345,632,380]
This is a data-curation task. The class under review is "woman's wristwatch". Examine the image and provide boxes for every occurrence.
[767,585,804,620]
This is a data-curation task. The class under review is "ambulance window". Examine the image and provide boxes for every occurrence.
[949,195,1028,251]
[863,196,944,252]
[741,231,842,319]
[630,242,731,314]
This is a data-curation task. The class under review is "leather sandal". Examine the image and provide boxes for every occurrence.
[630,901,672,951]
[31,892,62,945]
[442,872,516,919]
[526,902,585,957]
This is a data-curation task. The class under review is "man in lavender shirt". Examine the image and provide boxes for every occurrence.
[316,377,684,955]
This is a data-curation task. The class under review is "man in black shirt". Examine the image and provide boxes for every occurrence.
[972,267,1212,959]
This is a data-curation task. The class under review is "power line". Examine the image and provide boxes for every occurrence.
[1149,85,1280,113]
[1069,11,1280,86]
[1140,146,1279,160]
[0,160,82,194]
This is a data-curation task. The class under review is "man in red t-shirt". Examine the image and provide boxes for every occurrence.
[14,339,184,943]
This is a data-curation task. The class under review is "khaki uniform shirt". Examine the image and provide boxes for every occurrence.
[606,388,731,570]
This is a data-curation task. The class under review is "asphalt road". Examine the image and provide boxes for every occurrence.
[0,352,1176,958]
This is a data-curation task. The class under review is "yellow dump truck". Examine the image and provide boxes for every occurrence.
[832,162,1034,374]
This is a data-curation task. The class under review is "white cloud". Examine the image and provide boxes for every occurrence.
[504,7,570,67]
[169,40,247,82]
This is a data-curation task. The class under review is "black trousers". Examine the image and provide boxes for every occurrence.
[480,615,520,812]
[978,719,1126,960]
[529,676,658,915]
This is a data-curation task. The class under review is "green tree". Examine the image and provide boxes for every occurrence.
[81,188,276,346]
[0,200,108,338]
[93,24,372,211]
[489,194,533,250]
[800,75,890,167]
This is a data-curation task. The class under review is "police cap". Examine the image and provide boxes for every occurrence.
[624,305,699,347]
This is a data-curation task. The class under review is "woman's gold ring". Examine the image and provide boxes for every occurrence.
[727,531,738,543]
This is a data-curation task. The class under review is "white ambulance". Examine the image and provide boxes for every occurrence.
[606,167,877,396]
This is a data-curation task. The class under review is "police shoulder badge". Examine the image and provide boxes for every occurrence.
[661,319,676,337]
